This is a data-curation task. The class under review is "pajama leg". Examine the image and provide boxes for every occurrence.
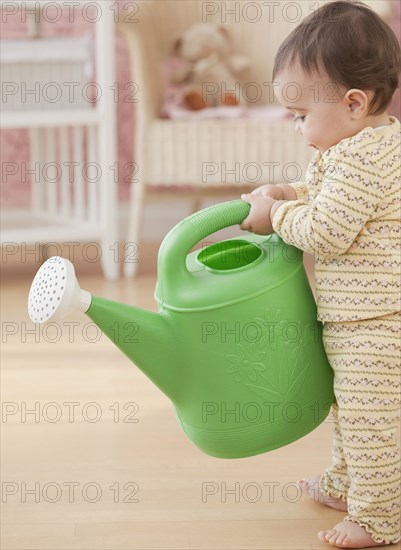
[320,312,401,544]
[319,402,351,502]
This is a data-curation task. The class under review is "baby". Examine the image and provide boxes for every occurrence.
[240,1,401,548]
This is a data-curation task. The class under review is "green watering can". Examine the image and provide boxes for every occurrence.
[28,200,334,458]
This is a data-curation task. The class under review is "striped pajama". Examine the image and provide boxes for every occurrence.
[319,311,401,544]
[269,116,401,542]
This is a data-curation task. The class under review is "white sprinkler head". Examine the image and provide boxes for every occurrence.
[28,256,92,323]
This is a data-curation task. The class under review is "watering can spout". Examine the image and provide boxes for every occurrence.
[86,296,177,401]
[28,257,178,402]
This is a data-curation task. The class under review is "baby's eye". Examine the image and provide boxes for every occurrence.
[294,115,306,122]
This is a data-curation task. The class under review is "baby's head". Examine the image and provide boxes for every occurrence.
[272,0,401,154]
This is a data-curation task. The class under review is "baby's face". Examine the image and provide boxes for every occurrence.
[274,63,356,155]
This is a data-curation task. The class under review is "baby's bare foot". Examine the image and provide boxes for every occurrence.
[297,476,347,511]
[318,519,390,548]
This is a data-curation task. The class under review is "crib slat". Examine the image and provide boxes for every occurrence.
[30,127,45,213]
[59,126,71,219]
[45,127,57,214]
[72,125,85,220]
[87,124,98,224]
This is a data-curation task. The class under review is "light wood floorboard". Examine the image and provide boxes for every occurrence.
[2,274,398,550]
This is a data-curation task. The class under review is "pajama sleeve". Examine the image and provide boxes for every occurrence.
[271,147,383,260]
[288,181,309,202]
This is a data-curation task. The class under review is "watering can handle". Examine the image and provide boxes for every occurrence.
[158,199,251,286]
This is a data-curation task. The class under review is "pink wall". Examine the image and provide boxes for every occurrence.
[1,2,400,209]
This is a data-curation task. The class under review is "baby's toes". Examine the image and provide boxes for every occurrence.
[318,529,336,543]
[334,531,348,547]
[326,528,339,543]
[296,479,307,488]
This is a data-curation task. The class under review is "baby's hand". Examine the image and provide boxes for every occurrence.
[249,184,284,200]
[240,193,275,235]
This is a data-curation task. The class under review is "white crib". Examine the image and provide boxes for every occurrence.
[0,1,119,280]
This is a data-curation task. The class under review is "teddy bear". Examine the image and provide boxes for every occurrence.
[169,23,250,111]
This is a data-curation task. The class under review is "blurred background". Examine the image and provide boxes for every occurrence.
[2,0,399,280]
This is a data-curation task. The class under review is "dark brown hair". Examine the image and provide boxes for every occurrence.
[272,0,401,115]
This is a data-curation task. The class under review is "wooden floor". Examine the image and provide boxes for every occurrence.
[2,272,399,550]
